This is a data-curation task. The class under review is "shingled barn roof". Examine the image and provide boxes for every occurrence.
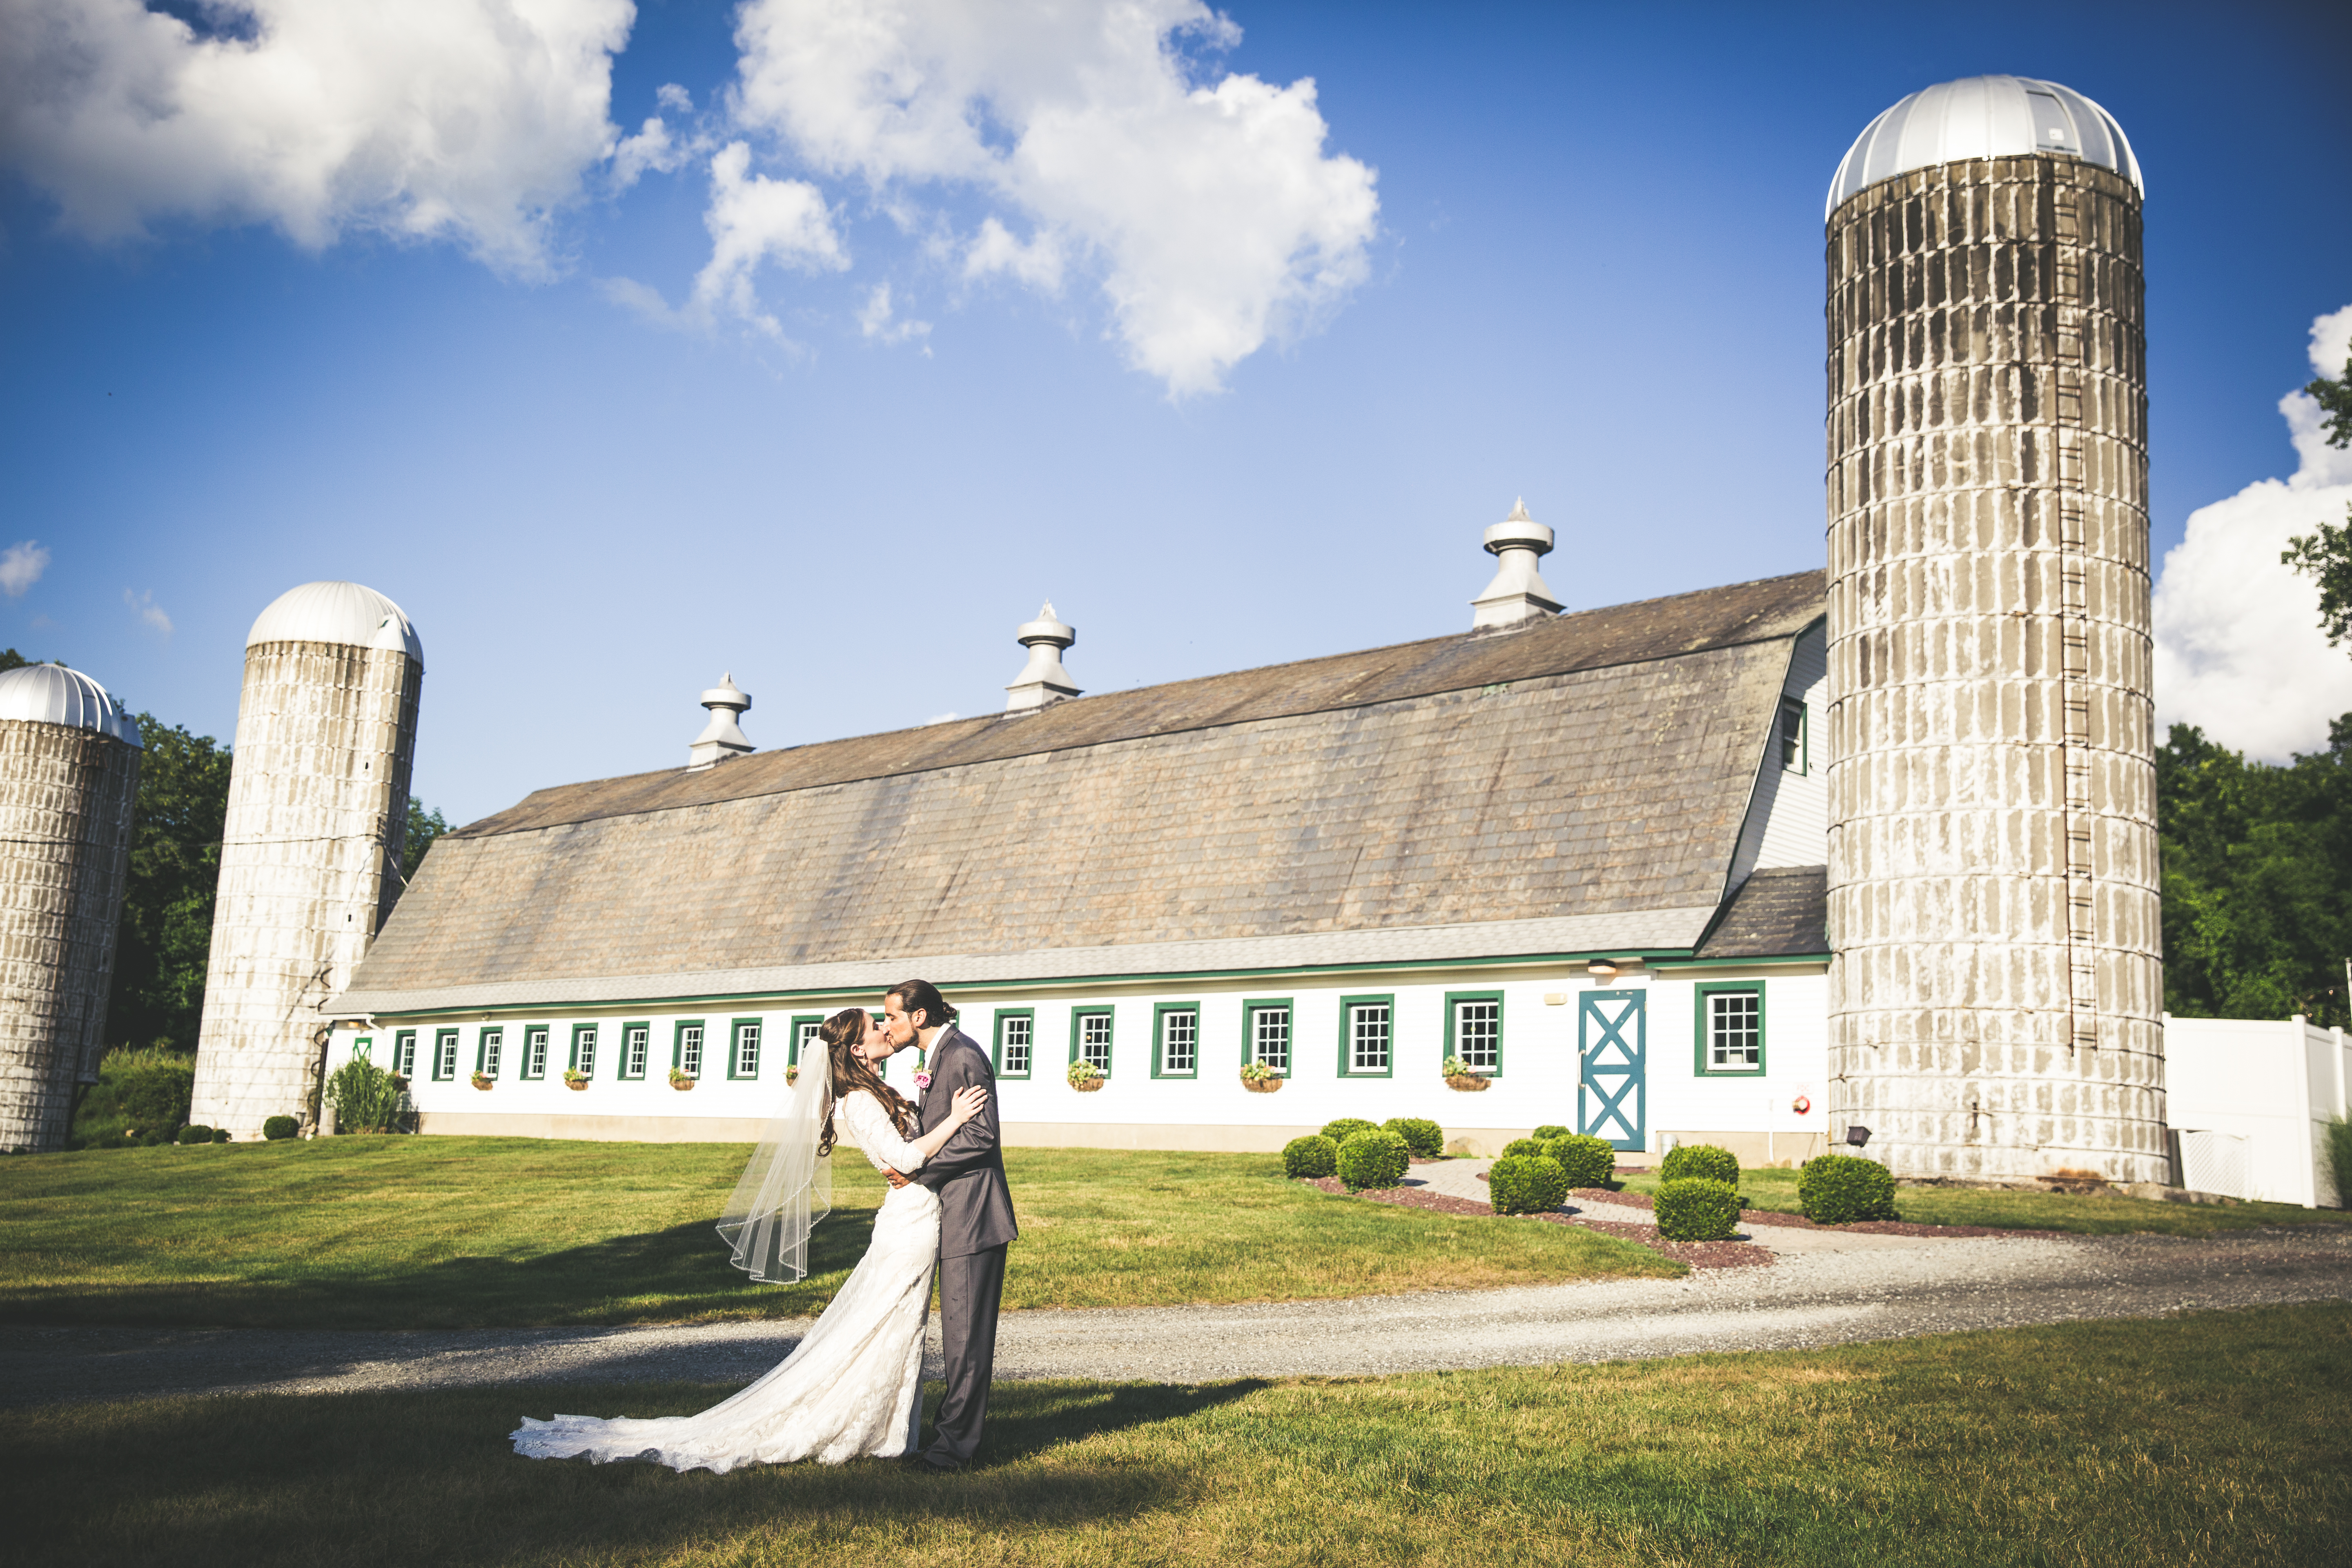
[334,570,1826,1015]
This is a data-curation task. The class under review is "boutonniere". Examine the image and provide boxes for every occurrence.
[913,1071,933,1091]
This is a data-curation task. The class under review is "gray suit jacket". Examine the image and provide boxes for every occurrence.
[912,1026,1018,1257]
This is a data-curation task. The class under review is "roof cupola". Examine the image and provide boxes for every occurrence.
[1004,604,1080,710]
[1470,500,1564,630]
[687,673,755,769]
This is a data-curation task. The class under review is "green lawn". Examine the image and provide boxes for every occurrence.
[1616,1165,2352,1236]
[10,1303,2346,1566]
[0,1138,1675,1329]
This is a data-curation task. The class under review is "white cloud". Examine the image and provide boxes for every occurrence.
[0,541,49,598]
[688,142,847,337]
[2153,303,2352,760]
[0,0,637,276]
[729,0,1378,395]
[856,282,930,346]
[124,588,172,636]
[656,82,693,114]
[610,115,686,191]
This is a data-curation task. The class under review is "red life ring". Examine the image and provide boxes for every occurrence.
[1791,1094,1812,1115]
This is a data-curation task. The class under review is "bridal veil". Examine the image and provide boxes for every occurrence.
[716,1039,833,1282]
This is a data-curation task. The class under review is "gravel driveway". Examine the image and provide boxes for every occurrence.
[8,1225,2349,1409]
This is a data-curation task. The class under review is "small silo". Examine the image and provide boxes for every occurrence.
[1822,76,2166,1183]
[191,583,423,1138]
[0,665,143,1152]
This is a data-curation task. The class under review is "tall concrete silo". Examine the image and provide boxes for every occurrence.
[0,665,142,1152]
[191,583,422,1138]
[1822,76,2165,1183]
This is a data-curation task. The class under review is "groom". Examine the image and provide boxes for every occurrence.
[878,978,1017,1472]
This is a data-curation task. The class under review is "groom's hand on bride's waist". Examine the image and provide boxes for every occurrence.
[881,1166,910,1188]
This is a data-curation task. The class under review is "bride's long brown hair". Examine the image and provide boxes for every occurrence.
[817,1007,921,1158]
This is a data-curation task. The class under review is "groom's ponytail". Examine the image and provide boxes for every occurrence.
[888,978,956,1030]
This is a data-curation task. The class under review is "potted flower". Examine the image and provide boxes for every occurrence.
[470,1071,495,1091]
[786,1064,800,1086]
[562,1068,590,1091]
[668,1067,696,1091]
[1442,1056,1490,1092]
[1067,1060,1105,1092]
[1240,1061,1284,1094]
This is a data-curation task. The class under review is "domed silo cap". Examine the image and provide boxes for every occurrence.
[0,664,143,747]
[1828,74,2143,219]
[245,581,424,668]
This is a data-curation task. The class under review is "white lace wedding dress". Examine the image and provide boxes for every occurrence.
[510,1089,941,1472]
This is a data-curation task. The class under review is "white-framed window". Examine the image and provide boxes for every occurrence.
[392,1030,417,1077]
[734,1020,761,1079]
[1780,697,1807,773]
[676,1023,704,1079]
[1247,1004,1291,1074]
[1452,998,1500,1073]
[1075,1009,1113,1074]
[572,1025,597,1077]
[1156,1006,1198,1076]
[1344,1000,1392,1075]
[434,1029,459,1080]
[623,1024,650,1079]
[996,1012,1033,1078]
[1703,987,1764,1073]
[524,1026,550,1078]
[477,1027,503,1078]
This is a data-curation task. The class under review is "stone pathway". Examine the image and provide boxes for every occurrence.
[8,1225,2349,1408]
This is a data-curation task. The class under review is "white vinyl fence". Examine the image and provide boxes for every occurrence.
[2163,1014,2349,1207]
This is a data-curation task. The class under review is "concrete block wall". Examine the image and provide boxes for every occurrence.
[0,720,139,1151]
[1824,155,2165,1183]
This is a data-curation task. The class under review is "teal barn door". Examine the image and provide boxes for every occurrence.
[1579,990,1647,1152]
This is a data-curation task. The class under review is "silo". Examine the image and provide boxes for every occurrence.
[191,583,423,1138]
[0,666,143,1152]
[1823,76,2165,1183]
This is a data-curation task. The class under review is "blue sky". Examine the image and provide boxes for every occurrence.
[4,0,2348,823]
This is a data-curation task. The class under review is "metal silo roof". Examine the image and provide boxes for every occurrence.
[245,580,424,666]
[1828,75,2143,219]
[0,664,143,746]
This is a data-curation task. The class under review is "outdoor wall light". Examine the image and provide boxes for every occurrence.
[1845,1125,1873,1148]
[1587,960,1618,979]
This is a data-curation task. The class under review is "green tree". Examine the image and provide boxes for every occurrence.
[2284,348,2352,647]
[104,715,234,1053]
[0,649,29,672]
[401,799,449,883]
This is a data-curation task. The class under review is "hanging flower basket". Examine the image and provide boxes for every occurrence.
[1067,1061,1105,1092]
[1441,1056,1490,1092]
[1240,1064,1285,1093]
[470,1073,494,1091]
[562,1070,590,1091]
[786,1065,800,1086]
[668,1068,696,1091]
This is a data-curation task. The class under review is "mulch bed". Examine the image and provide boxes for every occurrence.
[1570,1186,2040,1239]
[1299,1177,1773,1270]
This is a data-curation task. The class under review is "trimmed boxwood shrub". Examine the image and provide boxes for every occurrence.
[1383,1117,1443,1159]
[1532,1124,1571,1141]
[175,1124,214,1146]
[1321,1117,1379,1145]
[262,1115,300,1141]
[1336,1129,1411,1191]
[1541,1134,1616,1189]
[1500,1137,1545,1160]
[1283,1134,1339,1179]
[209,1126,232,1143]
[1488,1154,1568,1214]
[1800,1153,1899,1224]
[1655,1177,1742,1241]
[1660,1143,1740,1185]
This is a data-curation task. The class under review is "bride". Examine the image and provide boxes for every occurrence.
[511,1007,988,1471]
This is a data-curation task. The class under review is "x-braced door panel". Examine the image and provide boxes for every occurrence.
[1579,989,1647,1152]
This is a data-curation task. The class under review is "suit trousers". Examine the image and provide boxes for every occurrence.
[924,1242,1008,1466]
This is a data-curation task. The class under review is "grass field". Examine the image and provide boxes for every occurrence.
[1614,1165,2352,1236]
[0,1138,1675,1328]
[10,1303,2346,1566]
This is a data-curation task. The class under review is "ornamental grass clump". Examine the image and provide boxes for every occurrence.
[1660,1143,1740,1185]
[1654,1176,1742,1241]
[1282,1135,1339,1180]
[1383,1117,1443,1159]
[324,1058,407,1134]
[1488,1154,1568,1214]
[1321,1118,1378,1145]
[1336,1129,1411,1192]
[1799,1153,1900,1224]
[1541,1134,1616,1189]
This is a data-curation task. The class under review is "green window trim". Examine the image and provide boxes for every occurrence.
[673,1020,707,1080]
[1241,997,1294,1076]
[1336,993,1396,1078]
[474,1026,504,1078]
[1151,1001,1201,1078]
[519,1025,550,1080]
[617,1021,652,1080]
[1069,1006,1115,1077]
[1694,981,1768,1076]
[1442,990,1506,1078]
[789,1014,825,1067]
[352,1035,373,1060]
[727,1016,764,1080]
[993,1009,1035,1078]
[432,1029,459,1081]
[568,1023,599,1077]
[392,1029,417,1078]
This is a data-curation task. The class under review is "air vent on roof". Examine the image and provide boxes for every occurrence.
[1470,499,1564,630]
[1004,604,1080,711]
[686,673,755,769]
